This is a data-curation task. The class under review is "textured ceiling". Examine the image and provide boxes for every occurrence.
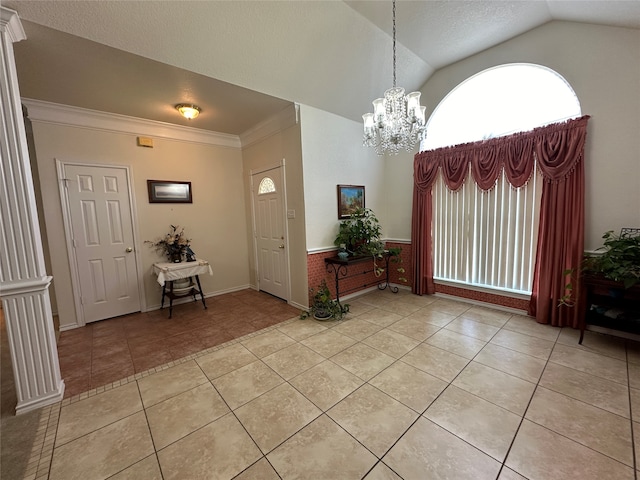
[4,1,640,135]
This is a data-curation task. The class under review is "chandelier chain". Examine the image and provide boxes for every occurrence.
[392,0,396,88]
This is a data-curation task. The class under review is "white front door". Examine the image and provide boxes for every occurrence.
[63,164,141,323]
[252,167,288,300]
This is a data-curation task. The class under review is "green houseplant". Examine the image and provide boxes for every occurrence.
[301,280,349,320]
[560,230,640,306]
[334,207,383,256]
[583,230,640,289]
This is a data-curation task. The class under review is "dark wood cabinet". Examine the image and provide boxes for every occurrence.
[579,274,640,343]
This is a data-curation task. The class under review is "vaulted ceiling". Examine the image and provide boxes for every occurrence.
[5,1,640,135]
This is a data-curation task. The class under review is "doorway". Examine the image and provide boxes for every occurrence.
[58,162,142,324]
[251,166,289,301]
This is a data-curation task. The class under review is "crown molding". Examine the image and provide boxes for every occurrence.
[21,98,241,148]
[240,103,298,148]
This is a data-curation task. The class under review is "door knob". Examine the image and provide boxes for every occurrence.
[125,247,133,253]
[279,244,285,249]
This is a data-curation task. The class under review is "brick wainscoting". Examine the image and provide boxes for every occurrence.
[306,241,530,312]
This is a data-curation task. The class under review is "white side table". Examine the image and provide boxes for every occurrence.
[152,259,213,318]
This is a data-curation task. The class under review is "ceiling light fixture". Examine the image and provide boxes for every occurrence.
[175,104,201,120]
[362,0,427,155]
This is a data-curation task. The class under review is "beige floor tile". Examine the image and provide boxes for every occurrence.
[429,298,472,316]
[634,422,640,469]
[497,467,528,480]
[425,328,487,359]
[393,293,437,308]
[362,329,420,358]
[631,388,640,418]
[444,317,500,341]
[234,458,280,480]
[50,411,154,480]
[459,305,512,327]
[405,308,456,327]
[267,415,377,479]
[332,318,384,341]
[356,308,405,327]
[369,361,447,413]
[158,413,262,480]
[146,382,229,450]
[212,360,283,409]
[137,360,209,408]
[453,362,536,415]
[262,343,324,380]
[474,343,546,383]
[56,382,142,446]
[277,320,328,341]
[235,383,321,453]
[358,292,395,308]
[345,299,376,317]
[627,363,640,389]
[550,343,628,385]
[491,329,554,360]
[379,299,422,317]
[424,386,521,461]
[627,340,640,365]
[330,343,395,381]
[300,329,357,357]
[526,386,633,466]
[558,328,627,361]
[539,362,630,418]
[328,384,418,457]
[241,329,296,358]
[402,342,469,382]
[383,417,501,479]
[363,462,403,479]
[195,343,258,379]
[506,420,634,480]
[386,316,442,341]
[502,314,561,342]
[109,454,162,480]
[289,360,364,411]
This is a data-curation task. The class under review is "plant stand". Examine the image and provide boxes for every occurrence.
[324,251,399,304]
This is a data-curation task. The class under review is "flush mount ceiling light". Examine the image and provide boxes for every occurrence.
[362,0,427,155]
[175,104,201,120]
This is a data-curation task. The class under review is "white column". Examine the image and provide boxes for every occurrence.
[0,7,64,414]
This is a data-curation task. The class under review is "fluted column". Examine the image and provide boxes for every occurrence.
[0,7,64,414]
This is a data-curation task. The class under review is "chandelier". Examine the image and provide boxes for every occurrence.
[362,0,427,155]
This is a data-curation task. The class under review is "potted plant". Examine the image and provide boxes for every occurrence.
[334,207,382,256]
[560,230,640,306]
[583,230,640,288]
[301,280,349,320]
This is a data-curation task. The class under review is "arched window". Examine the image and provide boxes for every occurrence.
[258,177,276,195]
[425,64,581,295]
[423,63,581,150]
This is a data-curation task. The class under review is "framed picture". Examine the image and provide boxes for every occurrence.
[337,185,365,219]
[147,180,192,203]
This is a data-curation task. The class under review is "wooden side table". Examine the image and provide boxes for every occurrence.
[152,260,213,318]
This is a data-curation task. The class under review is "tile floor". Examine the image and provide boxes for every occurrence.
[10,288,640,479]
[57,289,300,398]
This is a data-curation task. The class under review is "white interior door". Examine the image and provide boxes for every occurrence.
[252,167,288,300]
[64,164,141,323]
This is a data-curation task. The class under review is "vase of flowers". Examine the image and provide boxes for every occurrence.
[145,225,191,263]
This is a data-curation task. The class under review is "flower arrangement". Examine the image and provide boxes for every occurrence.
[145,225,191,262]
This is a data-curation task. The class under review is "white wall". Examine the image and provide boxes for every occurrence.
[413,21,640,250]
[298,105,386,250]
[28,111,250,329]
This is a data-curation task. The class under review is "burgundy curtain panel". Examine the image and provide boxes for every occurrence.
[411,115,590,327]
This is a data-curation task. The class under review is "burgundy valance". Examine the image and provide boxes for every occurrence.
[414,115,590,192]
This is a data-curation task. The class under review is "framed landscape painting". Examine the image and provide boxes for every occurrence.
[147,180,192,203]
[337,185,365,219]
